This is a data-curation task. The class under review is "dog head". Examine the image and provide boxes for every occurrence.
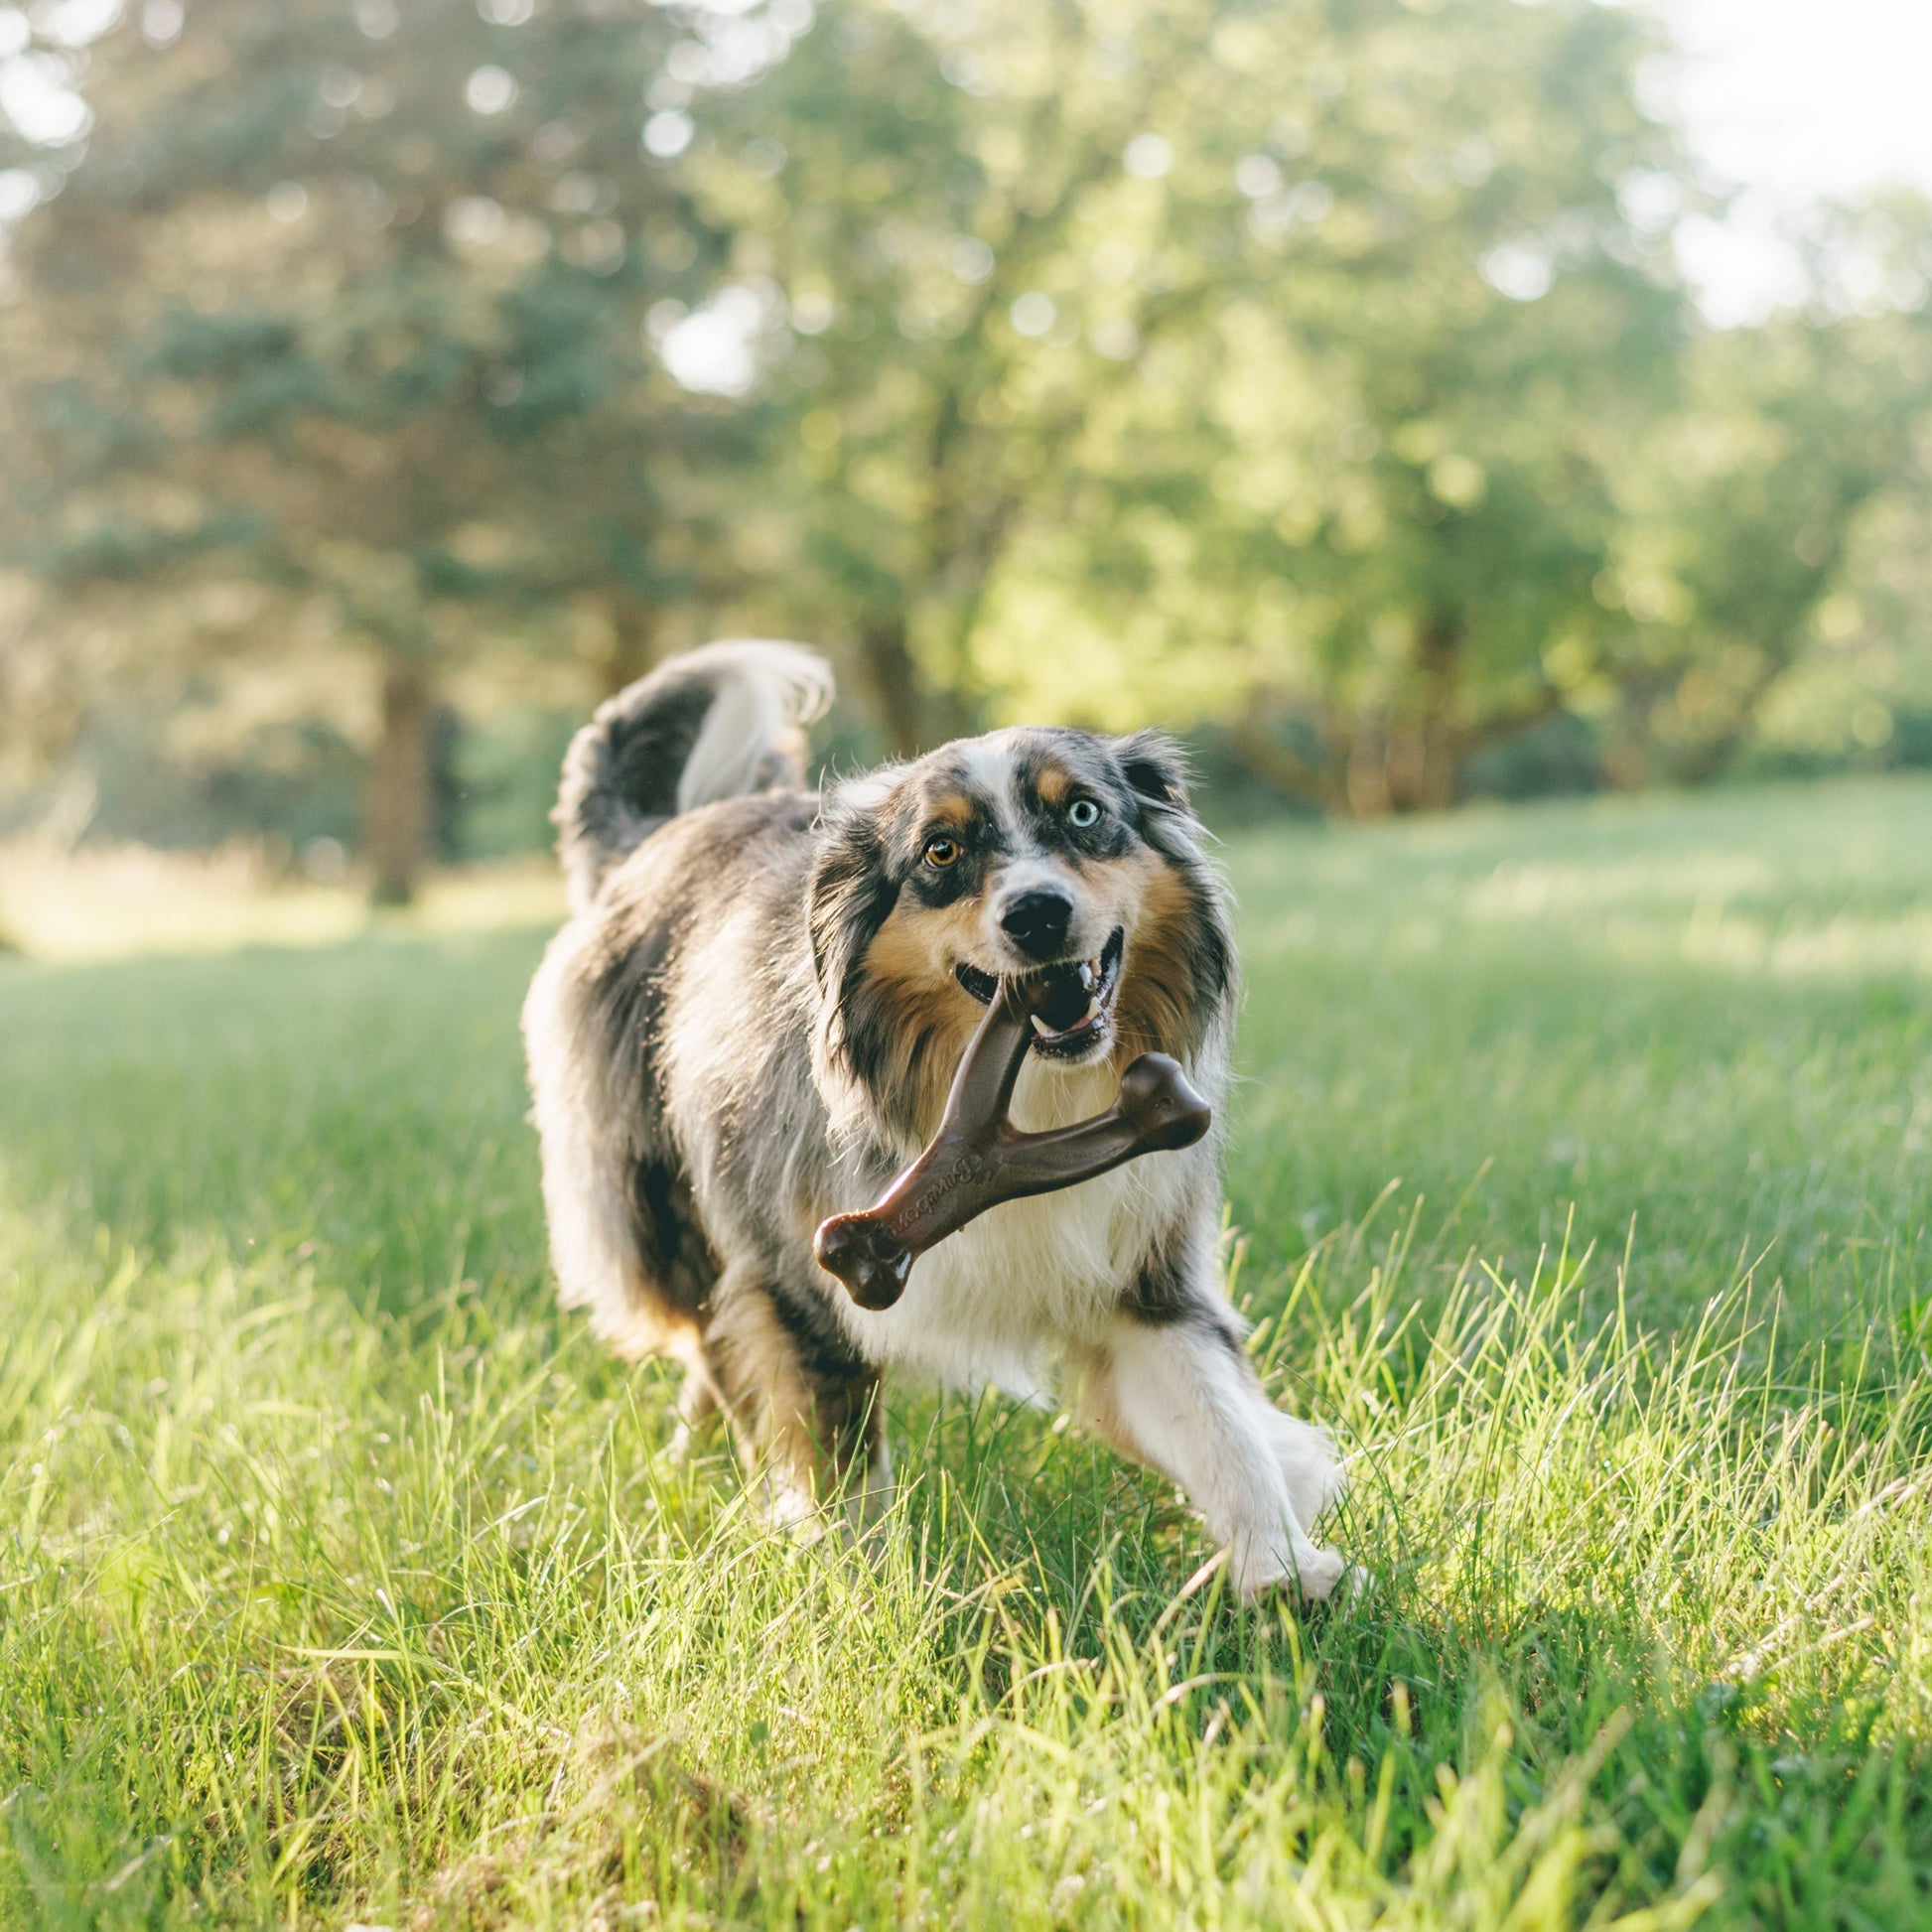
[810,727,1235,1141]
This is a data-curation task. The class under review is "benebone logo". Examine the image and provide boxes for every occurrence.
[890,1152,992,1232]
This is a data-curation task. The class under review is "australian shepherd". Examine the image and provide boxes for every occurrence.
[522,641,1350,1601]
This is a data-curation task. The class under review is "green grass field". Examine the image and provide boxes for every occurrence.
[5,778,1932,1930]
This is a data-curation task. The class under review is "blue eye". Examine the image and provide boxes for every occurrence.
[1067,798,1101,829]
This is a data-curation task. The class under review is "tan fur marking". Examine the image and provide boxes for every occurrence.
[859,897,983,1133]
[601,1276,705,1366]
[864,894,982,981]
[706,1281,883,1514]
[919,791,976,832]
[1113,857,1202,1063]
[705,1285,826,1509]
[1034,765,1072,809]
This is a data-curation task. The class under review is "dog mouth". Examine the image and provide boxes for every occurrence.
[954,925,1125,1060]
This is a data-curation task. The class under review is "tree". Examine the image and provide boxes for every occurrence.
[697,0,1300,753]
[7,0,1930,844]
[955,0,1692,810]
[3,0,770,897]
[1595,196,1932,785]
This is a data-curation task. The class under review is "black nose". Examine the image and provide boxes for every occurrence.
[1000,888,1074,961]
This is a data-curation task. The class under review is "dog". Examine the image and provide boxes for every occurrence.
[521,640,1349,1601]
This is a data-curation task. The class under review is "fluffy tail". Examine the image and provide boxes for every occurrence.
[554,639,834,913]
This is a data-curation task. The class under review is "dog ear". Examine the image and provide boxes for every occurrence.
[808,796,898,1058]
[1114,729,1192,817]
[1111,729,1234,1052]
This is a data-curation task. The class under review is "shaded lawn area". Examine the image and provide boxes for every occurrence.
[2,776,1930,1928]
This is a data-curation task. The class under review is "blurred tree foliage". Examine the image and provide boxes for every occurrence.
[3,0,1932,894]
[957,0,1691,812]
[1602,199,1932,785]
[2,0,760,895]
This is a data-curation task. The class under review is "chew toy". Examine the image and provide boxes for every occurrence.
[814,977,1211,1310]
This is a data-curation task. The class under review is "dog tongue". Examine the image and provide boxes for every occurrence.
[812,976,1212,1310]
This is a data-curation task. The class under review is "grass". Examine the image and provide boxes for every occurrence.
[3,774,1931,1929]
[0,842,565,965]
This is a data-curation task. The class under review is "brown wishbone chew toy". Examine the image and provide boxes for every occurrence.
[814,977,1212,1311]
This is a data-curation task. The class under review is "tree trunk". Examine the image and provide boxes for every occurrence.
[600,599,658,697]
[1343,716,1393,818]
[1672,651,1793,786]
[858,613,926,758]
[364,654,435,906]
[1384,611,1464,813]
[1225,719,1329,811]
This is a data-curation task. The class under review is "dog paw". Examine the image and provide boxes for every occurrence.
[1229,1538,1292,1604]
[1232,1541,1359,1609]
[1294,1544,1349,1601]
[1333,1562,1373,1607]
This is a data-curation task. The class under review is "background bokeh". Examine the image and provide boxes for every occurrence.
[3,0,1930,906]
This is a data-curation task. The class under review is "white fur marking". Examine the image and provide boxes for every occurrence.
[673,639,833,814]
[1098,1321,1347,1602]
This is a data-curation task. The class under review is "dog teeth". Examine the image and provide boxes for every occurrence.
[1078,962,1095,989]
[1030,991,1106,1043]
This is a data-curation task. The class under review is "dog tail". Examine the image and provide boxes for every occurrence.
[554,639,834,912]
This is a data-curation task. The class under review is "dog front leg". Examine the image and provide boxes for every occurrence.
[705,1275,891,1529]
[1072,1316,1348,1603]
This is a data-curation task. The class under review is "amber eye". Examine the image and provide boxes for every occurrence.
[922,834,962,869]
[1067,797,1102,829]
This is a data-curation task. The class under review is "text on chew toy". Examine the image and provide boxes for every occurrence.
[892,1153,992,1230]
